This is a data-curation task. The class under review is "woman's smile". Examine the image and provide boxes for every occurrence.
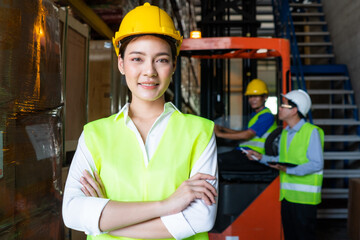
[138,81,159,89]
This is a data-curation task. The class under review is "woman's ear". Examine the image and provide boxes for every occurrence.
[118,55,124,75]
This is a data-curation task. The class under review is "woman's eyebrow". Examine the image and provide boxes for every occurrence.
[155,52,171,56]
[128,51,144,55]
[128,51,170,57]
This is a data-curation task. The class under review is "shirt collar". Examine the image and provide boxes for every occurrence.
[285,118,306,132]
[113,102,181,122]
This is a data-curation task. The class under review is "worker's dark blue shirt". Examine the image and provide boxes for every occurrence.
[248,108,275,137]
[236,107,275,151]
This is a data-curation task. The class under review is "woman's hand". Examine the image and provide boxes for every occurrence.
[162,173,217,215]
[80,170,107,198]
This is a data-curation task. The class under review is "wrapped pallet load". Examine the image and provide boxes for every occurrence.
[0,0,63,239]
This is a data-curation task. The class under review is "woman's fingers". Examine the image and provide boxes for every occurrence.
[189,172,216,181]
[191,185,216,205]
[94,171,107,198]
[81,184,91,196]
[164,173,217,214]
[80,175,99,197]
[188,173,217,200]
[187,179,217,196]
[80,170,106,198]
[181,174,218,205]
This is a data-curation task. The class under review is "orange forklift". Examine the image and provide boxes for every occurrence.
[180,36,290,240]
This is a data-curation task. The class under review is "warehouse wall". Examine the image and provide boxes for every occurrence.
[322,1,360,116]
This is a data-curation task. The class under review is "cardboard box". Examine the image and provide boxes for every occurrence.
[0,115,16,232]
[0,111,63,239]
[0,226,16,239]
[348,178,360,240]
[16,210,63,239]
[0,162,15,229]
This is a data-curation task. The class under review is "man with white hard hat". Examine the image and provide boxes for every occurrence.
[245,89,324,240]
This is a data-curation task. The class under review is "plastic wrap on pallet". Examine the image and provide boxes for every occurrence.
[0,0,63,239]
[0,0,62,113]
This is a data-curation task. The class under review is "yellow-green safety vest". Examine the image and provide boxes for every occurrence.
[279,122,324,205]
[83,111,214,240]
[240,107,277,154]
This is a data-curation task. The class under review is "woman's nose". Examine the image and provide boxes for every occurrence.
[144,61,158,77]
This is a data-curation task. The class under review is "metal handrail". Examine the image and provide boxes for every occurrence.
[272,0,313,123]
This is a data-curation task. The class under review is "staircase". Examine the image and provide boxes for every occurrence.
[257,1,276,37]
[274,0,360,219]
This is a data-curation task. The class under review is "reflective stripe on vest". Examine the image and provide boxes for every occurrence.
[279,122,324,205]
[281,183,322,193]
[240,108,277,154]
[84,111,214,240]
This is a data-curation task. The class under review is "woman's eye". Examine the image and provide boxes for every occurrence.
[157,58,169,63]
[131,57,142,62]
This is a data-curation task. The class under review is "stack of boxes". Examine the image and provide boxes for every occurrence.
[0,0,63,238]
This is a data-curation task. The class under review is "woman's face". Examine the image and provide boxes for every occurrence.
[118,35,176,103]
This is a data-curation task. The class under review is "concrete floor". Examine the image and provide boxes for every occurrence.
[317,219,350,240]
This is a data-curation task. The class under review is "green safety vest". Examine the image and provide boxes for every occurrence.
[279,122,324,205]
[83,111,214,240]
[240,108,277,154]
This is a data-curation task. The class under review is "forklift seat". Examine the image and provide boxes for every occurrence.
[219,126,282,182]
[212,127,283,233]
[264,126,282,156]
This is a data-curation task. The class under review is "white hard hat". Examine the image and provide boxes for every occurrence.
[282,89,312,116]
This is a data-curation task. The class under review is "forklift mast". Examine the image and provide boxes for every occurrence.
[177,2,291,239]
[180,36,290,240]
[198,0,261,125]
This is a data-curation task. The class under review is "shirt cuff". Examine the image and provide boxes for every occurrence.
[286,167,298,175]
[85,197,110,235]
[67,197,109,236]
[161,212,195,240]
[259,155,272,165]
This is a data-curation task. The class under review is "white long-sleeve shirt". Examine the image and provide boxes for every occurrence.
[62,102,218,239]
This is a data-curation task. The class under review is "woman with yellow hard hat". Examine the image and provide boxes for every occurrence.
[62,3,218,240]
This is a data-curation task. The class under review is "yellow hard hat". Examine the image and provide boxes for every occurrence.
[244,78,269,96]
[112,2,183,56]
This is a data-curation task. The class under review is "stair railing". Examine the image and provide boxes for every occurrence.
[272,0,313,123]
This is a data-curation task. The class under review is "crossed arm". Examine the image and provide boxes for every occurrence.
[62,132,218,239]
[80,170,217,238]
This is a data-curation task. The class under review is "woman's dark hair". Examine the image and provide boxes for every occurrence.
[288,99,305,119]
[119,34,177,61]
